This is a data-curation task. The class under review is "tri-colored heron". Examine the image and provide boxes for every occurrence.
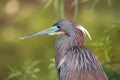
[21,20,108,80]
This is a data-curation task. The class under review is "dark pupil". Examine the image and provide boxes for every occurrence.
[57,25,60,28]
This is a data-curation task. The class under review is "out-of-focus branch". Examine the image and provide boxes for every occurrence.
[103,60,120,65]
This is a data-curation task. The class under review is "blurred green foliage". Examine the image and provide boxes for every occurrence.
[8,60,40,80]
[0,0,120,80]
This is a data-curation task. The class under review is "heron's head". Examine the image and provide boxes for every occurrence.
[21,20,91,41]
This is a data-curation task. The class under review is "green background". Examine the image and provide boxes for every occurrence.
[0,0,120,80]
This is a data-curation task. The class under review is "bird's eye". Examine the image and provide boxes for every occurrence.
[57,25,61,29]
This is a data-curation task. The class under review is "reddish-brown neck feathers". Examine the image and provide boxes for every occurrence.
[55,27,84,66]
[73,28,84,46]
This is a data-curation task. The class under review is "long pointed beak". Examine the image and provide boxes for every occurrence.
[20,26,60,39]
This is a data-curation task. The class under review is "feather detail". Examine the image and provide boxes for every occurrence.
[76,25,92,40]
[57,56,66,69]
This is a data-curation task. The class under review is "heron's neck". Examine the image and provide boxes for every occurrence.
[55,30,84,65]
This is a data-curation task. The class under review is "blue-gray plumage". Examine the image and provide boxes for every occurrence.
[21,20,108,80]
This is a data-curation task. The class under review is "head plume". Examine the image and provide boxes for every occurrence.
[76,25,92,40]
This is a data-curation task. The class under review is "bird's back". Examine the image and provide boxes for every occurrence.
[57,46,108,80]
